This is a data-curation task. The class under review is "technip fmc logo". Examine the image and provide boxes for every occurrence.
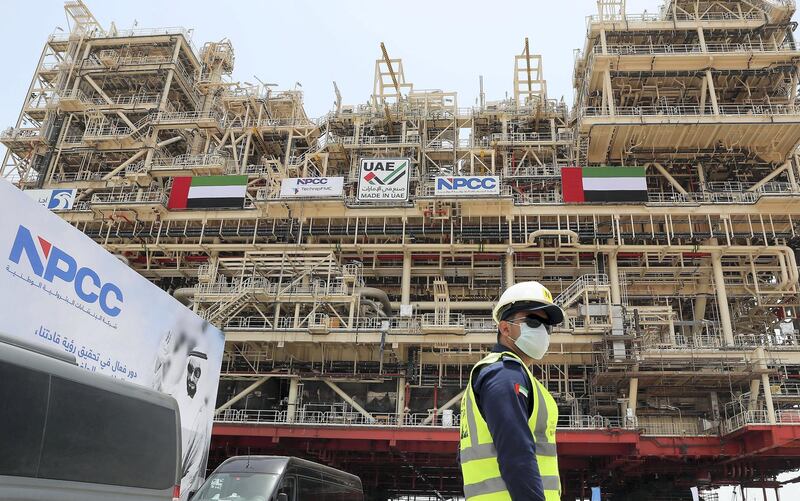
[7,225,124,320]
[357,158,411,201]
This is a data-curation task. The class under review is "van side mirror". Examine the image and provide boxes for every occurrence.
[277,494,288,501]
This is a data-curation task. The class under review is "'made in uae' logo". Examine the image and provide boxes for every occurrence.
[357,158,411,201]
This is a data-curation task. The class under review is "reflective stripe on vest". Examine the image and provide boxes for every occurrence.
[460,351,560,500]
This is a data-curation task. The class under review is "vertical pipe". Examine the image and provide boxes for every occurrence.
[402,250,411,309]
[608,250,621,304]
[757,347,776,425]
[628,377,639,421]
[396,377,407,424]
[504,251,515,288]
[711,246,735,346]
[287,377,299,423]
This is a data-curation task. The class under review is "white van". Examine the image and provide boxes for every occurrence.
[190,456,365,501]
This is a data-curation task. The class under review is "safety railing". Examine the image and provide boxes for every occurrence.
[554,274,609,307]
[91,190,168,205]
[503,165,562,178]
[489,131,573,143]
[1,127,43,141]
[84,94,162,107]
[592,41,799,56]
[639,418,714,436]
[151,153,228,170]
[583,103,800,117]
[513,191,563,205]
[220,314,502,336]
[49,26,199,55]
[53,170,106,182]
[214,409,460,428]
[588,11,763,23]
[336,135,422,146]
[776,409,800,423]
[215,408,647,431]
[775,383,800,397]
[421,313,466,329]
[722,409,770,433]
[150,110,222,125]
[83,125,133,139]
[251,117,317,128]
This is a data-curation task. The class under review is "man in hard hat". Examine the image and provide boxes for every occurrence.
[459,281,564,501]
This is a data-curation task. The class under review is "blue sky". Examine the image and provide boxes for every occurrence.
[1,1,799,498]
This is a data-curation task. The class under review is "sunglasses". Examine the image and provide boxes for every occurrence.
[505,315,551,329]
[187,363,202,378]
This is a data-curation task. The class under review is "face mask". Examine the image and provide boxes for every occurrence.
[511,323,550,360]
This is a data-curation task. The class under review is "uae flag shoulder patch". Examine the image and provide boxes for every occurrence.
[168,175,248,209]
[562,166,647,203]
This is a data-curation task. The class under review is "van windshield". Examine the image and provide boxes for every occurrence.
[191,472,280,501]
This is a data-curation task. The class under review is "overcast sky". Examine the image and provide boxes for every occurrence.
[1,1,799,498]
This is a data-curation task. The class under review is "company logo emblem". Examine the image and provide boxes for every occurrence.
[294,177,329,194]
[434,176,500,196]
[48,189,75,209]
[436,177,497,191]
[8,225,124,317]
[362,160,408,186]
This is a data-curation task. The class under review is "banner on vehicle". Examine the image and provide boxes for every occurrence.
[0,180,224,499]
[24,188,77,210]
[280,177,344,198]
[435,176,500,196]
[357,158,411,201]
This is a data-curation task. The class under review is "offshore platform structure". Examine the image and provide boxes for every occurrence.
[4,0,800,499]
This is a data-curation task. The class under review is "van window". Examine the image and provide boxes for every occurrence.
[0,361,49,476]
[298,475,361,501]
[276,475,296,501]
[191,472,280,500]
[37,376,177,489]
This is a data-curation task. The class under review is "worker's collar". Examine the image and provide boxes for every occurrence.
[491,343,510,353]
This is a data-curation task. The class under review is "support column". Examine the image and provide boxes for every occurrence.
[602,69,616,116]
[748,378,762,411]
[627,377,639,423]
[711,244,735,346]
[396,377,407,424]
[504,250,515,289]
[401,250,411,315]
[608,250,621,304]
[286,377,299,423]
[691,294,708,337]
[756,347,776,424]
[705,70,720,115]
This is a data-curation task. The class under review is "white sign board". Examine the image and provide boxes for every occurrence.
[434,176,500,196]
[280,177,344,198]
[24,188,77,210]
[0,180,224,498]
[357,158,411,201]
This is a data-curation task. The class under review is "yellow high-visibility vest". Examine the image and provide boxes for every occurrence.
[459,351,560,500]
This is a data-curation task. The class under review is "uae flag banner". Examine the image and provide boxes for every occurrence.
[561,167,648,203]
[168,175,248,209]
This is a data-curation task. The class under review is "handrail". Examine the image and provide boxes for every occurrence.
[554,274,609,306]
[592,41,798,55]
[583,103,800,117]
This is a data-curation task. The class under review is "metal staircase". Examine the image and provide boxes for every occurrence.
[554,274,609,308]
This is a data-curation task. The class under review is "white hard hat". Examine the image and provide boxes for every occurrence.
[493,281,564,325]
